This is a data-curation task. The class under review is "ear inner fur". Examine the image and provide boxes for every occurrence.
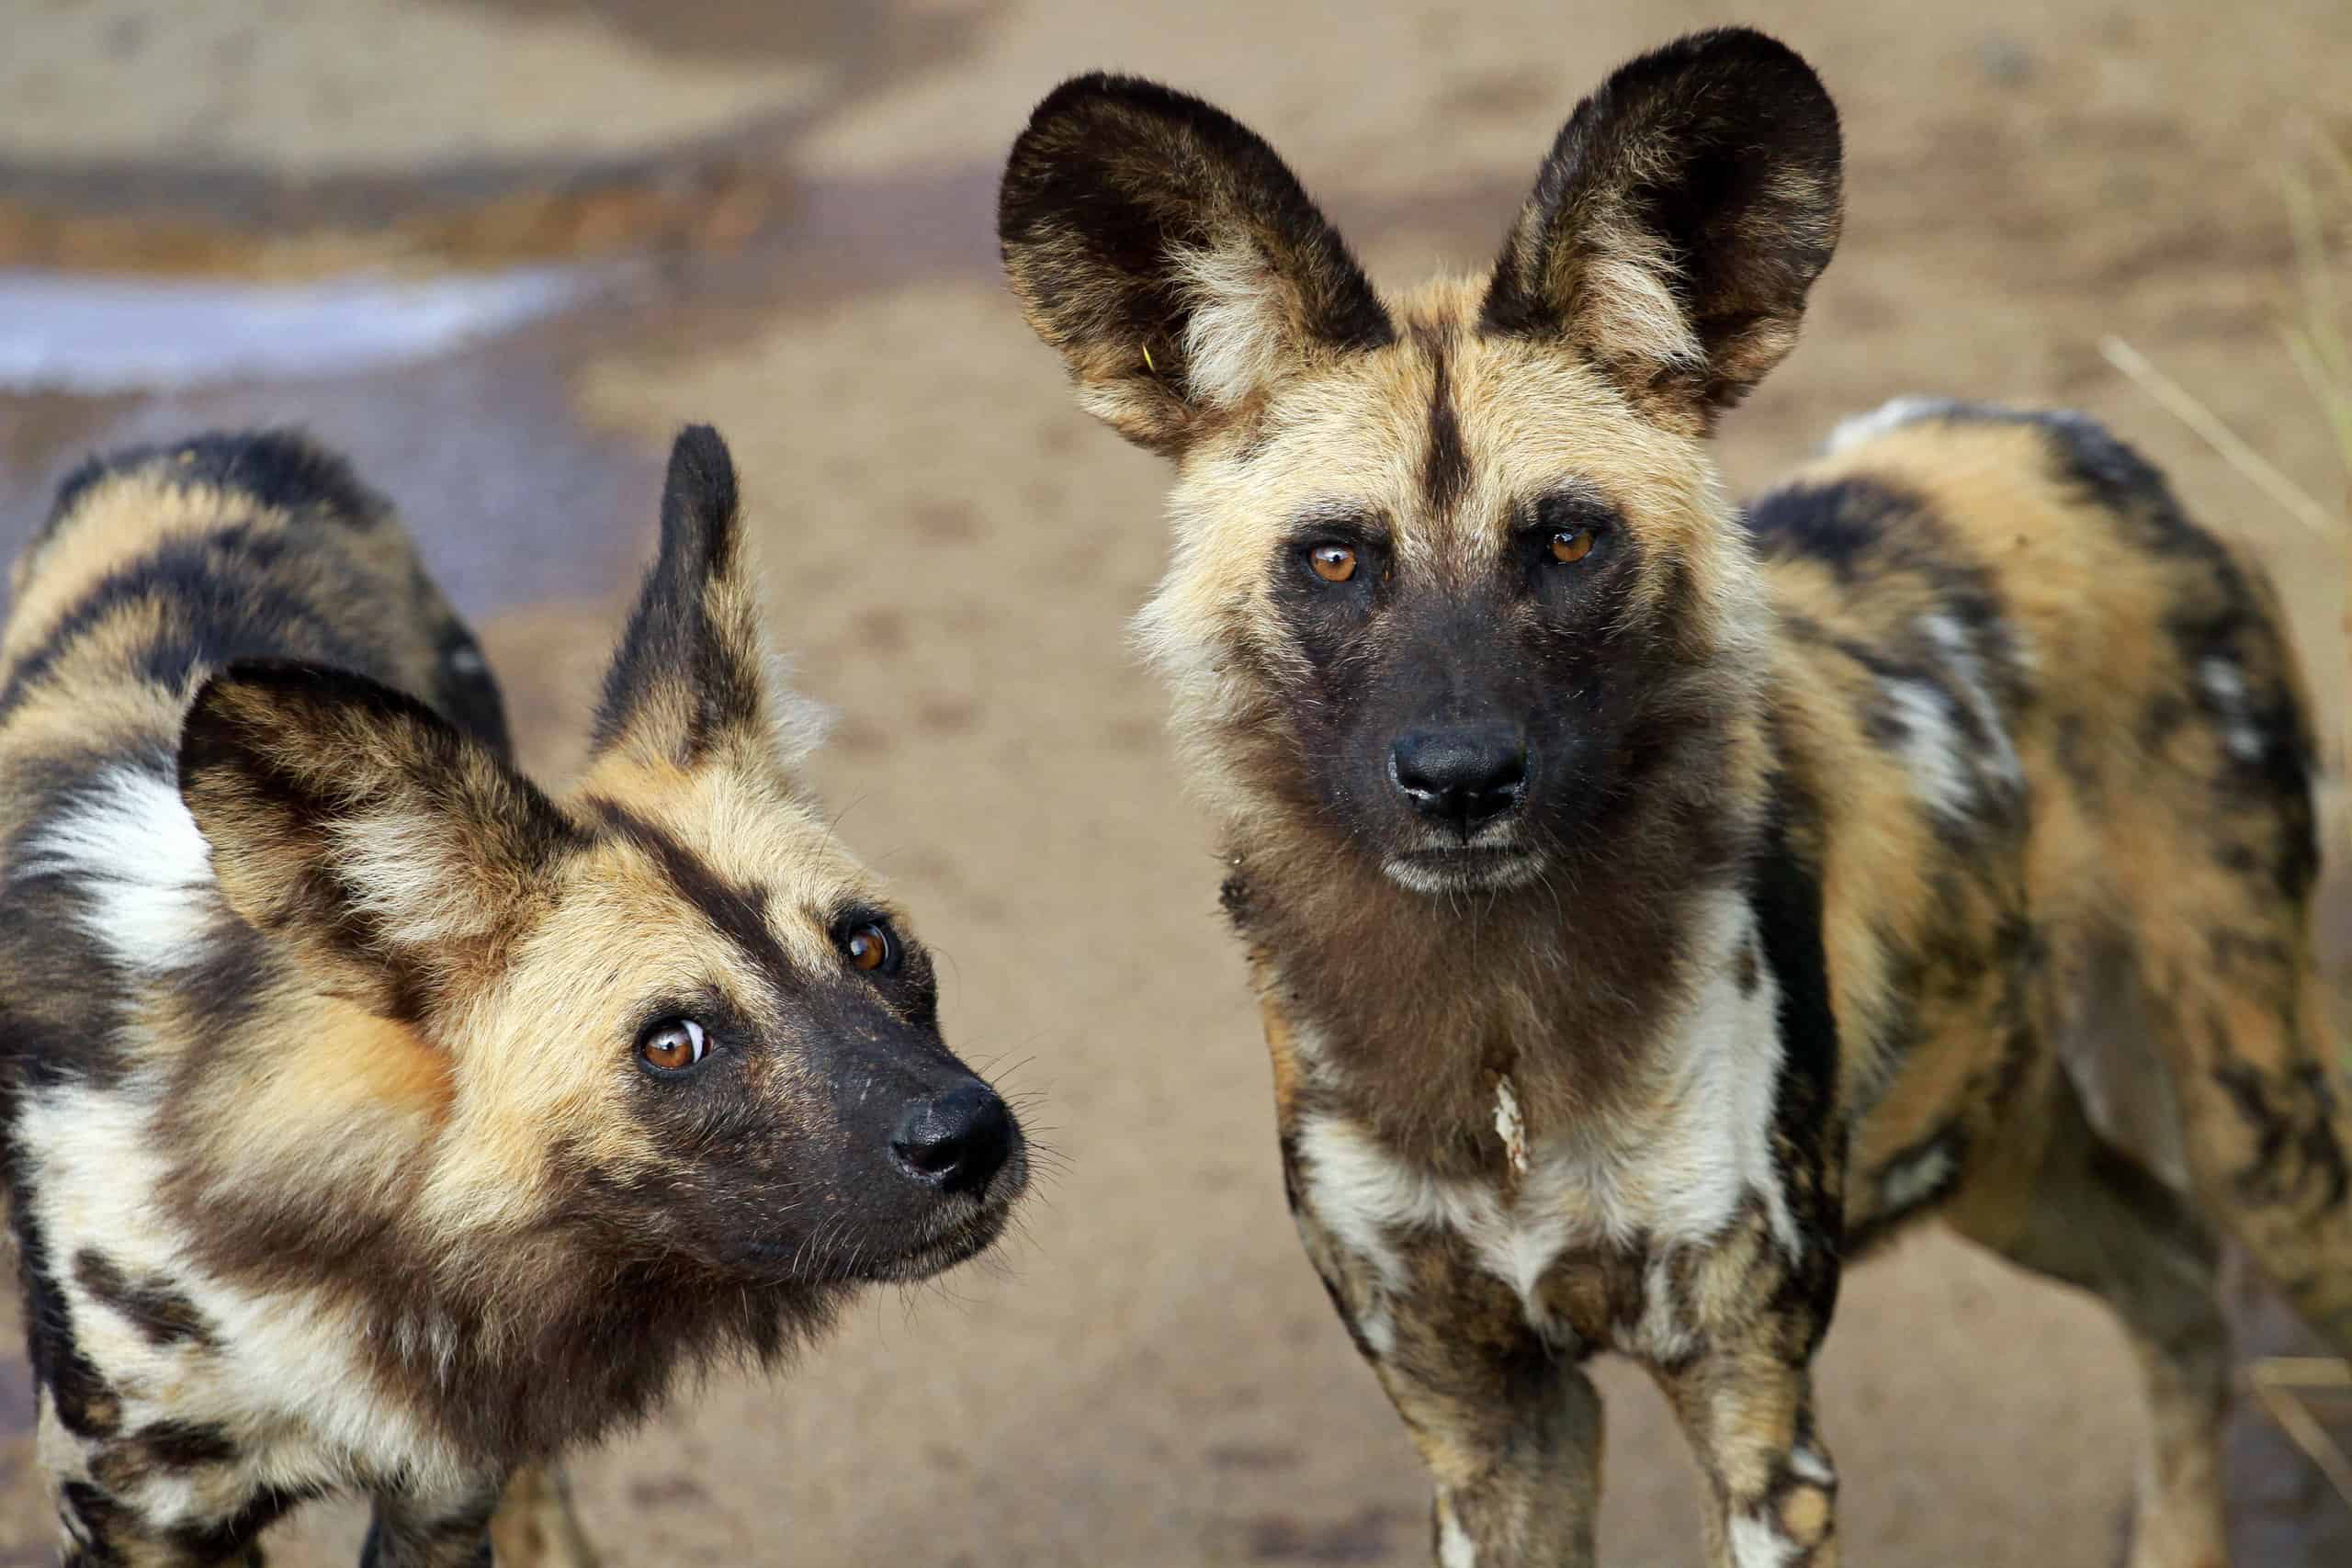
[1480,28,1844,428]
[178,657,581,1024]
[592,424,775,768]
[999,73,1395,453]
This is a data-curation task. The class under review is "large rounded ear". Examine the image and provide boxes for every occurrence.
[998,73,1395,456]
[589,425,824,773]
[1481,28,1843,431]
[178,659,584,1022]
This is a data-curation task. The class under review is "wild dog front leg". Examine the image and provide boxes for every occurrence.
[486,1463,601,1568]
[361,1477,504,1568]
[1654,1346,1838,1568]
[1287,1186,1601,1566]
[1375,1343,1604,1568]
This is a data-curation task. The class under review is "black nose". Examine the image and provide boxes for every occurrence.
[892,1083,1014,1194]
[1391,725,1529,832]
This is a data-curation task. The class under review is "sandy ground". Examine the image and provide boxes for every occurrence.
[1,1,2350,1562]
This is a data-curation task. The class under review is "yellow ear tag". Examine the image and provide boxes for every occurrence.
[1141,343,1158,374]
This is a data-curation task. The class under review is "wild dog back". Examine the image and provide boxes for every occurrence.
[1752,400,2326,1247]
[0,428,1028,1565]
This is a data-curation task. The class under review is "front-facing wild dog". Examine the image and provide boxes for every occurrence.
[0,427,1028,1564]
[1001,28,2350,1568]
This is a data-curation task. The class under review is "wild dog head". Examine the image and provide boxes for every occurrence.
[173,428,1026,1385]
[1000,29,1840,897]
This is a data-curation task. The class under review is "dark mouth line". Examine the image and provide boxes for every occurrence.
[1400,844,1532,857]
[760,1190,1018,1285]
[867,1209,1012,1280]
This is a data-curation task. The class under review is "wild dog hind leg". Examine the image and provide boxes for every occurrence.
[1945,1070,2229,1568]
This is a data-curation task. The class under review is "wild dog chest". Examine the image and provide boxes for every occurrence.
[1276,889,1824,1368]
[1287,1095,1808,1369]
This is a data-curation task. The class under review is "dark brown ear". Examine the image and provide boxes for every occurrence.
[591,425,818,770]
[998,73,1395,455]
[178,659,582,1021]
[1481,28,1843,430]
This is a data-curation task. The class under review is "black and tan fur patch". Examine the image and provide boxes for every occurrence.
[1002,26,2349,1568]
[1,426,1026,1564]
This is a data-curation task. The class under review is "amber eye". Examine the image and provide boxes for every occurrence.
[1551,528,1597,564]
[844,922,894,973]
[638,1017,707,1074]
[1308,544,1358,583]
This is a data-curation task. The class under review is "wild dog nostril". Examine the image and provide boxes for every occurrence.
[891,1082,1014,1194]
[1390,727,1529,832]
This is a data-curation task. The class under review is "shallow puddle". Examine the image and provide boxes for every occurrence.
[0,265,593,394]
[0,260,652,616]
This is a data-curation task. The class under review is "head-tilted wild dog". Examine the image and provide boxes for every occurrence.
[0,427,1027,1566]
[1003,27,2352,1568]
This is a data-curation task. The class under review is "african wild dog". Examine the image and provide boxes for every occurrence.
[0,427,1028,1564]
[1001,27,2349,1568]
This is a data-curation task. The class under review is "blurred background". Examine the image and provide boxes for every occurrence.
[1,1,2348,1562]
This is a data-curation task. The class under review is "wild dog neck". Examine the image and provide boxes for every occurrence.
[1222,690,1772,1179]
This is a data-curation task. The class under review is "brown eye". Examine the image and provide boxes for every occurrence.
[1309,545,1358,583]
[639,1017,707,1074]
[1551,528,1597,564]
[844,922,894,972]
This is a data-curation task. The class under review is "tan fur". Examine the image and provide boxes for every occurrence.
[1004,29,2346,1568]
[1,428,1024,1567]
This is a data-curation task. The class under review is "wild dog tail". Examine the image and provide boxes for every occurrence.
[2162,932,2352,1356]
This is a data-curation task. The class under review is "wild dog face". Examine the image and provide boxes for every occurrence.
[1001,31,1840,896]
[174,429,1027,1314]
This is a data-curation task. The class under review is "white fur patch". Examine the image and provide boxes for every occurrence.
[1823,394,1959,454]
[2198,657,2267,764]
[1788,1442,1836,1487]
[763,651,832,768]
[1581,250,1703,372]
[1493,1077,1529,1178]
[1918,613,2024,795]
[339,810,501,949]
[1630,893,1798,1257]
[1436,1499,1479,1568]
[1380,848,1545,897]
[1175,243,1292,410]
[1728,1510,1804,1568]
[1295,1112,1581,1331]
[16,1080,467,1497]
[1636,1252,1696,1363]
[15,764,215,971]
[1289,1116,1415,1356]
[1872,613,2031,823]
[1877,677,1974,821]
[1878,1141,1958,1213]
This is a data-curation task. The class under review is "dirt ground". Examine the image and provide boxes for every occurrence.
[1,1,2349,1562]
